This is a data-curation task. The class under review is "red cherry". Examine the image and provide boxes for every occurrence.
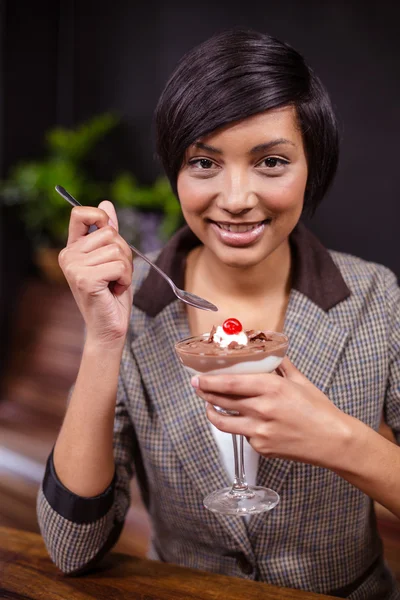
[222,318,243,335]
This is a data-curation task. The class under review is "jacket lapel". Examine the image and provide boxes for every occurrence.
[248,289,350,535]
[131,300,254,557]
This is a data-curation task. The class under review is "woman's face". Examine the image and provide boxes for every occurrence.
[177,107,308,269]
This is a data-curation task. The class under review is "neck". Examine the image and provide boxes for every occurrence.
[193,238,292,301]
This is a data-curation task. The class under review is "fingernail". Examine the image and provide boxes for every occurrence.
[108,218,117,229]
[191,376,199,388]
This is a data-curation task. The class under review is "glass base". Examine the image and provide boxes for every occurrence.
[203,486,280,516]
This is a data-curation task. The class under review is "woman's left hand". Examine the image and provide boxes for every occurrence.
[191,357,353,469]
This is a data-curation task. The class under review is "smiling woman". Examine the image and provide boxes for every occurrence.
[177,109,307,272]
[36,28,400,600]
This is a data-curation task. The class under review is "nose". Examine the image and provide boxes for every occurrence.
[215,170,258,215]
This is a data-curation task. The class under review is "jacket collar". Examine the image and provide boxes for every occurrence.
[133,221,351,315]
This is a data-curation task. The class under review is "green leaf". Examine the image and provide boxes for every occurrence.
[46,113,119,162]
[0,112,186,247]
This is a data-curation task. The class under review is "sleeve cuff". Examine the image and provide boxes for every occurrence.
[42,449,116,524]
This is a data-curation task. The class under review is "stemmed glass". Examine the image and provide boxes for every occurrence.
[175,330,289,516]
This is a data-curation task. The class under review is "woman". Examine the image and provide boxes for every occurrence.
[37,29,400,598]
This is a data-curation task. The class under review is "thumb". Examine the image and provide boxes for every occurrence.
[275,356,305,384]
[98,200,119,232]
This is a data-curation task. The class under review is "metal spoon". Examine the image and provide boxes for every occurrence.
[55,185,218,312]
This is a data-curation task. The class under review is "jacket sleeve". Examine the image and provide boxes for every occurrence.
[36,372,136,574]
[382,268,400,444]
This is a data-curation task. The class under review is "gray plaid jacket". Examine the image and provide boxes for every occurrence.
[37,224,400,599]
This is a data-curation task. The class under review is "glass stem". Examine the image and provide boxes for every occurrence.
[231,434,248,492]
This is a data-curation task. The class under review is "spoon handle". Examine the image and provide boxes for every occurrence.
[55,185,175,285]
[55,185,98,233]
[55,185,80,208]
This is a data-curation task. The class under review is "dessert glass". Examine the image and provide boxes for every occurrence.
[175,330,289,516]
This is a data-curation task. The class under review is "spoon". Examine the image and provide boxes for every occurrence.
[55,185,218,312]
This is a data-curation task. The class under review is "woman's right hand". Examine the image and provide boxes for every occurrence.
[58,200,134,348]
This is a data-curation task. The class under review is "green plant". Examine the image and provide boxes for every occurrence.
[0,114,183,248]
[0,113,117,247]
[111,173,183,241]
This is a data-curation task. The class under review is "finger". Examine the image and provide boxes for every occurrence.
[98,200,119,232]
[191,373,271,397]
[111,280,132,297]
[67,206,110,245]
[82,240,133,267]
[71,226,132,261]
[78,261,132,293]
[98,261,132,290]
[84,250,133,296]
[194,389,257,416]
[275,356,305,384]
[206,404,255,436]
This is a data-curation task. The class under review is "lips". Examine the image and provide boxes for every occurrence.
[209,219,271,247]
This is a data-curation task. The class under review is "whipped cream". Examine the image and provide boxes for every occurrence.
[212,325,248,348]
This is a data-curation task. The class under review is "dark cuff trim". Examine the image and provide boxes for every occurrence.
[42,449,115,524]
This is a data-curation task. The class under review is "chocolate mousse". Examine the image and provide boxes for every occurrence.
[184,329,278,354]
[175,326,288,373]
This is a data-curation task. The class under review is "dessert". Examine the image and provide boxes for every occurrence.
[174,318,289,516]
[175,318,288,375]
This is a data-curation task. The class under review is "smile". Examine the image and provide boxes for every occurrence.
[209,219,271,247]
[213,219,271,232]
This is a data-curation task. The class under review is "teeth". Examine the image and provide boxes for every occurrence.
[218,222,263,233]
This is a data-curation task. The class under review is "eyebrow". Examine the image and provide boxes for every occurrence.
[193,138,295,155]
[249,139,295,154]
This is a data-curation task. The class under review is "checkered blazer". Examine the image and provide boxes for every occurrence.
[37,224,400,599]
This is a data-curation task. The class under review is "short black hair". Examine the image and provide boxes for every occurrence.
[155,29,339,214]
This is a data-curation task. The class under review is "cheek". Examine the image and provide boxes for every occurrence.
[260,170,307,214]
[177,174,210,216]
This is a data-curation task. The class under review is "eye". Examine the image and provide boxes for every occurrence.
[188,158,215,169]
[258,156,289,169]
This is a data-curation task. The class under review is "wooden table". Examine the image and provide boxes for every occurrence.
[0,526,336,599]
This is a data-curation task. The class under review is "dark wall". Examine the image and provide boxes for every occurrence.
[3,1,59,171]
[0,0,59,375]
[0,0,4,371]
[2,0,399,279]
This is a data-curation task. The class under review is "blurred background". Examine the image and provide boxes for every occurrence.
[0,0,399,575]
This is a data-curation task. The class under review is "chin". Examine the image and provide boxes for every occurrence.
[210,244,272,270]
